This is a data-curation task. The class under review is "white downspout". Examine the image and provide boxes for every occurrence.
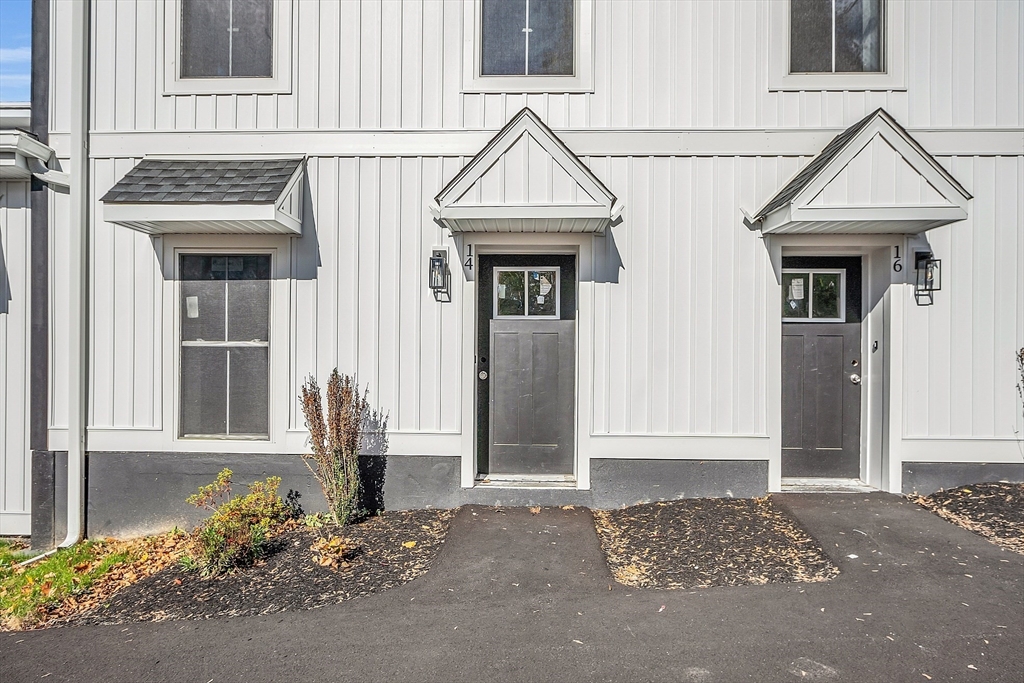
[61,0,90,548]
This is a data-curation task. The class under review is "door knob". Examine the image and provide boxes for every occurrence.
[849,373,861,385]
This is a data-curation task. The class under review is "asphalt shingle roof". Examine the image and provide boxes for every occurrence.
[754,109,881,219]
[100,158,302,204]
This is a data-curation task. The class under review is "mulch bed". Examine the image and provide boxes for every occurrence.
[65,508,453,626]
[593,497,839,589]
[913,482,1024,554]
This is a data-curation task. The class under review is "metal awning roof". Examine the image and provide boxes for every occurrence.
[101,157,305,235]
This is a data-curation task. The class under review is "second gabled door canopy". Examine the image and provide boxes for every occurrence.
[748,109,971,235]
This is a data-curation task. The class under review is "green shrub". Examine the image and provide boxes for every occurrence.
[184,469,289,577]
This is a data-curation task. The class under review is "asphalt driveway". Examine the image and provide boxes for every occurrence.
[3,493,1022,682]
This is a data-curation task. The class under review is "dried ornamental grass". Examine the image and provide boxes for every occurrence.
[301,370,389,527]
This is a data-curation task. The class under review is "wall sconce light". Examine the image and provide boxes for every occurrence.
[914,251,941,293]
[428,248,450,302]
[913,250,941,306]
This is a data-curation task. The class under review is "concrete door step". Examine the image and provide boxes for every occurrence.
[781,477,878,493]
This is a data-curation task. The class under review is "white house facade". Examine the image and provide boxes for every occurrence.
[2,0,1022,544]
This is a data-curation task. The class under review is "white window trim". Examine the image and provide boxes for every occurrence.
[463,0,594,93]
[166,237,290,445]
[162,0,294,96]
[493,266,561,320]
[781,268,847,323]
[768,0,906,92]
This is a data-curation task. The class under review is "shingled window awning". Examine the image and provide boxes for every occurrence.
[101,157,305,235]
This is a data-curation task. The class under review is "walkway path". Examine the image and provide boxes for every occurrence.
[3,495,1022,682]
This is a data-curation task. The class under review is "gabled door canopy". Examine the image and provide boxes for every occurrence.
[431,108,622,234]
[101,157,305,235]
[749,109,971,235]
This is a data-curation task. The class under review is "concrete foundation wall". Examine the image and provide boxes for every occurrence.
[901,462,1024,496]
[62,453,770,538]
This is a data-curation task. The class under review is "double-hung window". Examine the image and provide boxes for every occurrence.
[769,0,905,91]
[464,0,594,92]
[179,254,270,439]
[164,0,293,94]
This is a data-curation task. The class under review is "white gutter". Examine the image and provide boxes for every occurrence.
[61,0,90,548]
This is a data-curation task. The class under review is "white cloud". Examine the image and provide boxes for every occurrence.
[0,47,32,64]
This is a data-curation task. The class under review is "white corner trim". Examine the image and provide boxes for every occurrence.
[768,0,907,91]
[161,0,294,95]
[462,0,595,93]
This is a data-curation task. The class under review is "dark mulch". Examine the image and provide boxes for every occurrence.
[69,509,453,626]
[593,497,838,589]
[913,482,1024,554]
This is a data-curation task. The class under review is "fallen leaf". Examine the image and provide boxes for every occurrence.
[402,541,417,548]
[529,507,541,515]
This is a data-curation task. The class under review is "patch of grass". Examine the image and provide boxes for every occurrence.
[0,540,136,630]
[0,539,33,569]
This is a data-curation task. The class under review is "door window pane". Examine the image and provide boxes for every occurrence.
[496,270,526,317]
[481,0,574,76]
[790,0,882,74]
[812,273,841,319]
[782,273,810,319]
[528,270,558,316]
[181,0,273,79]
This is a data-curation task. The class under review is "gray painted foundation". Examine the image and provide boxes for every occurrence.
[32,452,768,540]
[902,462,1024,496]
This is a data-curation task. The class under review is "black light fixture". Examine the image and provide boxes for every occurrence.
[914,251,941,293]
[428,248,449,301]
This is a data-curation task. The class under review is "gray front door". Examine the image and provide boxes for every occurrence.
[489,319,575,474]
[781,257,862,478]
[477,255,576,477]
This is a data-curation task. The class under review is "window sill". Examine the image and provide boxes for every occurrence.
[768,71,907,93]
[462,75,594,94]
[162,77,292,96]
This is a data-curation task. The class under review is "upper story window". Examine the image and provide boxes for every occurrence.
[464,0,594,93]
[790,0,882,74]
[181,0,273,79]
[481,0,574,76]
[768,0,905,91]
[163,0,293,95]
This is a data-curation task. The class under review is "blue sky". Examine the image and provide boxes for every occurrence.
[0,0,32,102]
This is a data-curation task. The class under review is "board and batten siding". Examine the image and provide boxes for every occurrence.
[0,181,33,534]
[902,155,1024,441]
[47,152,1023,454]
[46,0,1023,136]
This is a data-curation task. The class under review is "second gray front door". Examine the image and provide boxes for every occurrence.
[477,256,576,477]
[781,257,863,479]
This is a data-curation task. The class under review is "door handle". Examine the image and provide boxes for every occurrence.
[849,373,861,385]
